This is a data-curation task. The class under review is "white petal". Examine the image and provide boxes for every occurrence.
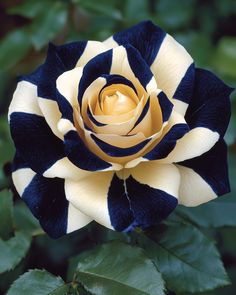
[43,157,92,181]
[160,127,219,163]
[67,203,92,233]
[129,162,180,197]
[76,41,110,67]
[12,168,36,196]
[150,34,193,114]
[38,97,63,140]
[176,164,217,206]
[65,172,114,229]
[8,81,42,120]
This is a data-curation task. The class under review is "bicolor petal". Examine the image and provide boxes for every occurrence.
[176,140,230,206]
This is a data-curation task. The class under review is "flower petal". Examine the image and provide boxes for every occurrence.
[64,130,113,171]
[176,140,230,206]
[104,20,193,115]
[9,112,65,174]
[12,154,92,238]
[65,172,114,229]
[160,69,232,163]
[104,20,166,66]
[108,163,179,231]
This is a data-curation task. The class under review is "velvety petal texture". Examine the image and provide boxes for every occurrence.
[9,20,232,238]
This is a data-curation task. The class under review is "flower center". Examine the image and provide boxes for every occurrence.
[102,91,137,115]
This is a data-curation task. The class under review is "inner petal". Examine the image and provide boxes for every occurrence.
[102,90,136,115]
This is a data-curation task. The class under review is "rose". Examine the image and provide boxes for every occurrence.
[9,21,232,238]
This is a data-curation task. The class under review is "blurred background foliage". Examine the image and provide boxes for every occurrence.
[0,0,236,294]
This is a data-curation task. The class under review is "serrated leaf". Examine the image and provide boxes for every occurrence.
[138,224,229,293]
[7,269,68,295]
[0,190,13,240]
[0,232,31,274]
[176,201,236,228]
[30,2,68,50]
[74,241,165,295]
[0,29,31,71]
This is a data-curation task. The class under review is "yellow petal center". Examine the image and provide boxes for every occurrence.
[102,91,136,115]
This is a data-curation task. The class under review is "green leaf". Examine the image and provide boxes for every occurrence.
[138,224,229,293]
[74,241,165,295]
[0,29,31,71]
[29,2,68,50]
[0,232,31,274]
[0,190,13,240]
[7,0,52,19]
[213,37,236,79]
[7,269,68,295]
[77,0,122,21]
[176,201,236,228]
[13,201,41,235]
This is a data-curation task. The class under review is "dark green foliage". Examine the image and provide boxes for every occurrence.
[0,0,236,294]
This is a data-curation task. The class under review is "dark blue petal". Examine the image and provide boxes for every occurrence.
[56,89,74,122]
[78,49,112,106]
[10,112,65,174]
[185,68,233,137]
[87,106,106,127]
[64,130,112,171]
[158,91,173,122]
[108,174,134,231]
[21,42,86,98]
[100,74,138,95]
[91,133,151,157]
[144,123,189,160]
[173,63,195,104]
[22,174,68,238]
[113,20,166,66]
[12,151,29,172]
[125,44,153,89]
[178,140,230,196]
[125,175,178,229]
[108,173,178,231]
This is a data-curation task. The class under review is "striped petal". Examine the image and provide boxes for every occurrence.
[65,172,115,229]
[160,69,233,163]
[12,154,92,238]
[108,163,180,231]
[9,112,65,175]
[104,20,193,115]
[176,140,230,206]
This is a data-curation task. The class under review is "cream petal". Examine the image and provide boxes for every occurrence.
[67,203,92,233]
[129,162,180,198]
[8,81,42,119]
[43,157,93,181]
[176,164,217,206]
[76,41,110,67]
[12,168,36,196]
[160,127,219,163]
[150,34,193,115]
[65,172,114,229]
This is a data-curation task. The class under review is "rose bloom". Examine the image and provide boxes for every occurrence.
[9,21,232,238]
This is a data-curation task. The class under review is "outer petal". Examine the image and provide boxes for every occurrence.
[176,140,230,206]
[65,172,114,229]
[160,69,232,163]
[104,20,194,115]
[9,112,65,175]
[108,163,180,231]
[12,154,92,238]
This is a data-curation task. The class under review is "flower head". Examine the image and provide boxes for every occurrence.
[9,21,232,238]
